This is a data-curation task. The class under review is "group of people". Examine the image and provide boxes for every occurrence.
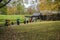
[5,17,36,26]
[5,19,20,26]
[24,17,36,24]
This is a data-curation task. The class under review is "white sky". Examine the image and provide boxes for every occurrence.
[23,0,39,8]
[23,0,32,8]
[52,0,55,2]
[7,0,39,8]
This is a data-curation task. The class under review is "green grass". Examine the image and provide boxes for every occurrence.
[0,21,60,40]
[11,21,60,32]
[0,15,25,22]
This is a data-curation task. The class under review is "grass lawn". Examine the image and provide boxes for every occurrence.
[0,15,25,22]
[0,21,60,40]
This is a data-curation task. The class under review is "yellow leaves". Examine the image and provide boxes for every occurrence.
[39,3,47,10]
[39,0,58,11]
[7,7,17,15]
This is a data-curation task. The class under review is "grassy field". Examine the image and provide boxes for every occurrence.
[0,15,25,22]
[0,21,60,40]
[0,15,25,26]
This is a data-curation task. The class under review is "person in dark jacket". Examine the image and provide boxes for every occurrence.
[17,19,20,25]
[5,19,10,26]
[11,22,14,25]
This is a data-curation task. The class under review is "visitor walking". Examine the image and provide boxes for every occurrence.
[17,19,20,25]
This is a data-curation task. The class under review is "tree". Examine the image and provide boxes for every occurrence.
[0,0,11,15]
[47,0,60,11]
[0,7,7,15]
[0,0,11,8]
[17,0,25,15]
[39,0,60,11]
[7,0,25,15]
